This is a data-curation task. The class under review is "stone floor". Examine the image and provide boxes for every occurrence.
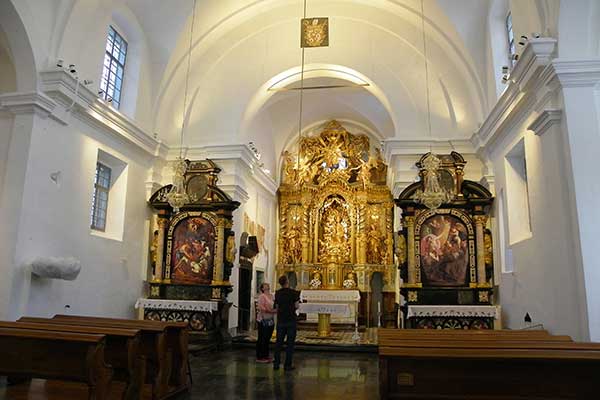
[180,348,379,400]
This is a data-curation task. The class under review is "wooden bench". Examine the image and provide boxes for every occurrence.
[14,318,144,400]
[51,315,189,399]
[0,327,112,400]
[378,329,600,399]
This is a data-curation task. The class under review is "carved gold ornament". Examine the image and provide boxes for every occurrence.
[484,232,493,265]
[478,291,489,303]
[301,18,329,48]
[407,291,418,302]
[395,234,407,265]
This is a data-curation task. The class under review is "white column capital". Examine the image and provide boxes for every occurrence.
[551,59,600,88]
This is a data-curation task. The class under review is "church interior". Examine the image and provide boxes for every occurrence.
[2,0,600,399]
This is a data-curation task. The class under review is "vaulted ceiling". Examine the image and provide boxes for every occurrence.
[130,0,490,171]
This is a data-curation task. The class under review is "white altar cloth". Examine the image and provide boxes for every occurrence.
[135,298,219,312]
[300,290,360,302]
[299,302,351,317]
[300,290,360,324]
[406,305,499,319]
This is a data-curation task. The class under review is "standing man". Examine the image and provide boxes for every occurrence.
[273,275,300,371]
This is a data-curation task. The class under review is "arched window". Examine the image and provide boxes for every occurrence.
[100,26,128,109]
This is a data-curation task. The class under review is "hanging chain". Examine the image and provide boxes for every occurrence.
[420,0,433,151]
[179,0,197,159]
[296,0,308,173]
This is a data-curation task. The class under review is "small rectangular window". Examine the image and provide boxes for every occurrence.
[91,162,112,231]
[505,138,532,244]
[100,26,127,109]
[506,12,516,66]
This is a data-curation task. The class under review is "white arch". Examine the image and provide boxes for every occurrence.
[0,0,38,91]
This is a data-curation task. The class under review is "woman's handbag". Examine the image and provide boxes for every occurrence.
[260,318,274,327]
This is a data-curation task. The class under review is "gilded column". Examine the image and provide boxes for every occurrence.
[405,216,416,285]
[386,204,394,265]
[301,202,310,263]
[356,199,367,264]
[474,215,488,286]
[278,204,286,264]
[213,217,226,284]
[154,217,168,282]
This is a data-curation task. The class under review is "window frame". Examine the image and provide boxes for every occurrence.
[100,25,128,109]
[91,162,112,232]
[506,12,516,66]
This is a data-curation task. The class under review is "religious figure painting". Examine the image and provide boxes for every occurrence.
[171,217,215,284]
[419,215,469,286]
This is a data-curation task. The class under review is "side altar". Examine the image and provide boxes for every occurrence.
[277,120,396,327]
[396,152,497,329]
[140,160,240,347]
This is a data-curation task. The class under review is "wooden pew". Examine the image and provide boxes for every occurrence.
[50,315,189,399]
[14,319,144,400]
[0,327,112,400]
[378,329,600,399]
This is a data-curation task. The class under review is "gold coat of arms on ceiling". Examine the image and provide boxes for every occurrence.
[301,17,329,48]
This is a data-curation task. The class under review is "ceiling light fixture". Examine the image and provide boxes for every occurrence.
[166,0,197,212]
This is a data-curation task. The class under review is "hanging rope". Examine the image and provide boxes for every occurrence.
[179,0,197,159]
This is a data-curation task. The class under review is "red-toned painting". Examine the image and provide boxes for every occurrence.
[171,217,215,284]
[419,215,469,286]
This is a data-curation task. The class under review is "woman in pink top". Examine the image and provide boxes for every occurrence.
[256,282,276,362]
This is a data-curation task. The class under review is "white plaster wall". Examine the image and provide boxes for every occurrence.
[8,112,154,320]
[216,160,277,332]
[489,115,585,340]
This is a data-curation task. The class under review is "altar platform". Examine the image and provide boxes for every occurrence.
[232,327,378,353]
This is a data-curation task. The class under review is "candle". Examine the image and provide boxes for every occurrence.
[378,301,381,314]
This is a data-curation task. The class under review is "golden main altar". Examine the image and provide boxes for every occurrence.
[276,121,395,325]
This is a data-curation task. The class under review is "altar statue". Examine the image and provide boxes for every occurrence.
[284,225,302,264]
[366,223,383,264]
[319,206,349,263]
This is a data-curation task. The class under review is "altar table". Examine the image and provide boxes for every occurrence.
[300,290,360,324]
[298,302,351,337]
[406,305,501,330]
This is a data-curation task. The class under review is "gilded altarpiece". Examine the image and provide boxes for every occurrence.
[396,152,496,329]
[146,160,240,345]
[277,121,395,326]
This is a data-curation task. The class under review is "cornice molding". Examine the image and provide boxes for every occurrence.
[528,109,562,136]
[471,39,558,153]
[0,91,56,118]
[218,184,251,204]
[383,138,475,162]
[511,38,557,91]
[39,69,164,157]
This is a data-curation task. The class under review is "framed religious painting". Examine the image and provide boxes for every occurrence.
[166,212,218,284]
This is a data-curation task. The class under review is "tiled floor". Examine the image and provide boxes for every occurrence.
[181,348,379,400]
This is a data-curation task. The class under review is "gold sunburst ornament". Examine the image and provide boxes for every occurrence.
[301,17,329,48]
